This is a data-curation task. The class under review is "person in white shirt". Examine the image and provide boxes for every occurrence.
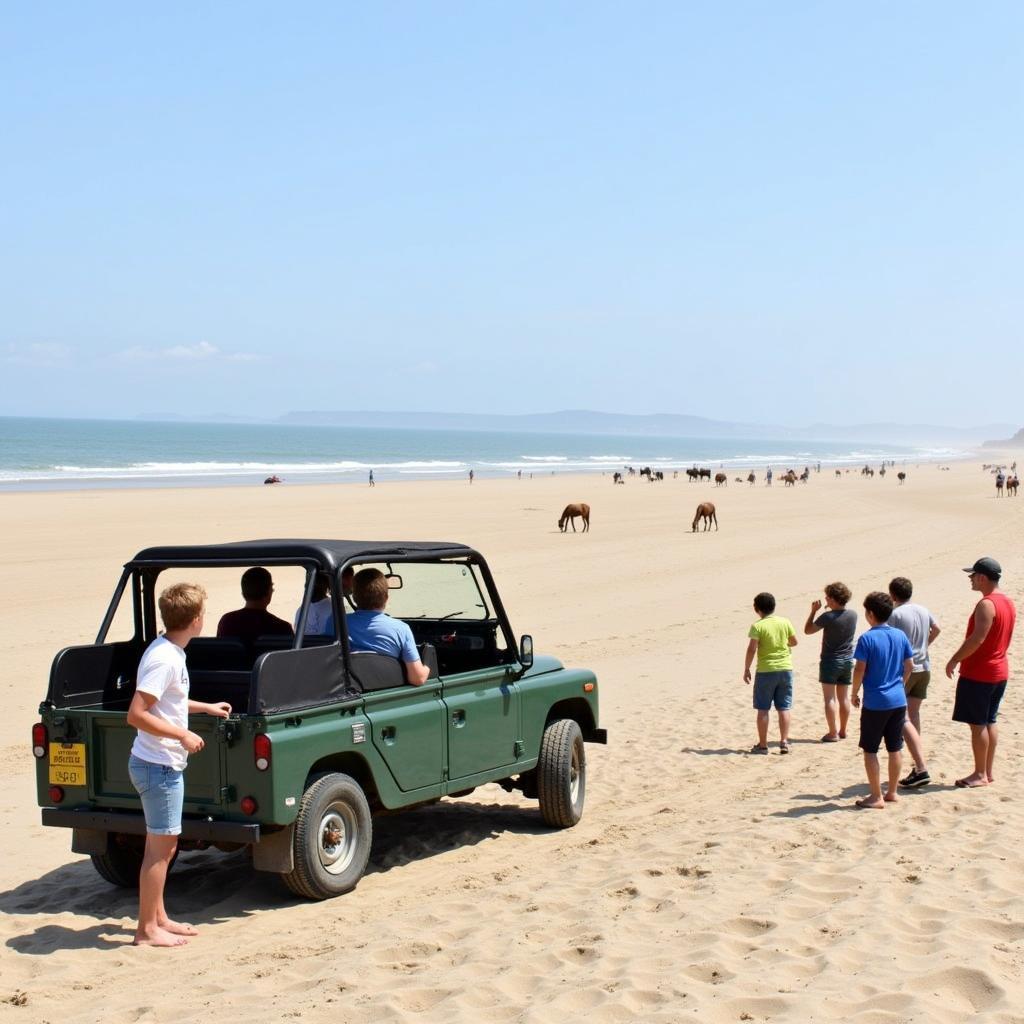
[126,583,231,947]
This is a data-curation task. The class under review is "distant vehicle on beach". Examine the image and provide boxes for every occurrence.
[33,539,606,900]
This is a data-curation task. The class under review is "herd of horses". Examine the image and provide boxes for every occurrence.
[559,460,1018,538]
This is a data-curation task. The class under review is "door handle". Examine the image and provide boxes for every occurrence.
[381,726,397,745]
[451,710,466,727]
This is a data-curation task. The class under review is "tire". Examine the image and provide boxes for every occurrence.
[90,832,177,888]
[537,719,586,828]
[280,773,372,900]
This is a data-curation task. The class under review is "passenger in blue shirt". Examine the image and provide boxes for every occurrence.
[345,568,430,686]
[851,592,914,809]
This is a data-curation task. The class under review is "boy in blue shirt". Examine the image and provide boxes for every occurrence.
[851,592,914,809]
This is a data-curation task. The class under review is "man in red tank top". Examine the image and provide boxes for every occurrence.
[945,557,1016,788]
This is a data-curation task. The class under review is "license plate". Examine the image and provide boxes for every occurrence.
[49,743,87,787]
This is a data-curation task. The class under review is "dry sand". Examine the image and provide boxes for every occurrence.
[1,461,1022,1023]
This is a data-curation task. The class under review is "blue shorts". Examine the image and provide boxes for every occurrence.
[128,754,184,836]
[753,670,794,711]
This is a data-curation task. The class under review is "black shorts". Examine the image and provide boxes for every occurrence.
[952,678,1007,726]
[859,707,906,754]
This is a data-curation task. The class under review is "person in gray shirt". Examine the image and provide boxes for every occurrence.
[804,581,858,742]
[888,577,941,734]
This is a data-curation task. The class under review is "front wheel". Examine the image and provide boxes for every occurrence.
[281,773,372,900]
[537,719,586,828]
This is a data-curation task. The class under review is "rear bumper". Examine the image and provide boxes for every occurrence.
[41,807,260,844]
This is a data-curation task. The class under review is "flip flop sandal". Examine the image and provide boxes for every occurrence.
[779,742,791,754]
[749,745,769,754]
[820,734,839,743]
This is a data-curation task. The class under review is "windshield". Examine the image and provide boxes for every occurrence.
[360,561,490,620]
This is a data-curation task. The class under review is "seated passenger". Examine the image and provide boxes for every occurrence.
[295,567,353,635]
[217,567,294,648]
[346,568,430,686]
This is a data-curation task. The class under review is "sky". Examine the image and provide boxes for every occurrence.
[2,2,1022,427]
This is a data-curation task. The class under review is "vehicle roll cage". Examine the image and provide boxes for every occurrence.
[100,546,522,665]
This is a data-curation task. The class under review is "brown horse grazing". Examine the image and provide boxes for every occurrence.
[692,501,718,532]
[897,471,906,484]
[748,472,756,485]
[558,502,590,532]
[714,472,727,486]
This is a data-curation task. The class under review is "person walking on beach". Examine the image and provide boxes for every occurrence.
[744,592,797,754]
[469,469,474,484]
[887,577,938,789]
[850,592,914,809]
[804,582,857,742]
[126,584,231,946]
[945,557,1016,788]
[765,466,773,486]
[887,577,940,737]
[368,469,374,487]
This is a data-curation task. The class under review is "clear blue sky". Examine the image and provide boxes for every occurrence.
[2,2,1021,426]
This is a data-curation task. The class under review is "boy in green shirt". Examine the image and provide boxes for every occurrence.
[744,591,798,754]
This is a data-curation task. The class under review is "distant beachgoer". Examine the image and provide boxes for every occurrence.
[369,469,375,487]
[766,467,773,486]
[744,592,797,754]
[850,592,914,809]
[945,557,1016,788]
[803,582,856,742]
[469,469,474,484]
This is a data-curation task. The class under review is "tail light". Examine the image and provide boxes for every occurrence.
[49,786,65,804]
[254,733,271,771]
[240,796,258,815]
[32,723,47,759]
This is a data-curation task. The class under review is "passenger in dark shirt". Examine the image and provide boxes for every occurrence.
[217,567,294,649]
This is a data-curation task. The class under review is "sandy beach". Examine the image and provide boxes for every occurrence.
[1,460,1022,1024]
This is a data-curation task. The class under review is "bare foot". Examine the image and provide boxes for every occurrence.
[838,731,847,739]
[884,791,899,803]
[855,796,885,809]
[955,775,988,789]
[160,919,199,936]
[987,775,995,784]
[133,926,188,947]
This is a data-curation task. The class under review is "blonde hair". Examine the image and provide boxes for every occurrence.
[159,582,207,631]
[353,568,388,610]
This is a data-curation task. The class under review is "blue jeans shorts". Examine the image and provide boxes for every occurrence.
[753,670,794,711]
[128,754,184,836]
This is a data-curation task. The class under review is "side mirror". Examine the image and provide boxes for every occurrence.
[519,635,534,670]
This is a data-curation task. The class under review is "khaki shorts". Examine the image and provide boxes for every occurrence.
[905,670,930,700]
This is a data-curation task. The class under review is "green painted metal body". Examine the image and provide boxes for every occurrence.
[36,654,599,829]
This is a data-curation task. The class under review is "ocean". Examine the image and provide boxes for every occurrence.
[0,417,967,492]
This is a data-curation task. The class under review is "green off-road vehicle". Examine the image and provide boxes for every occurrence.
[34,539,606,899]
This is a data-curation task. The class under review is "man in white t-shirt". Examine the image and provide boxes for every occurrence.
[126,582,231,947]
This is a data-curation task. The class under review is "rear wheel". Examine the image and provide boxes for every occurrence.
[281,773,372,900]
[90,833,177,888]
[537,719,586,827]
